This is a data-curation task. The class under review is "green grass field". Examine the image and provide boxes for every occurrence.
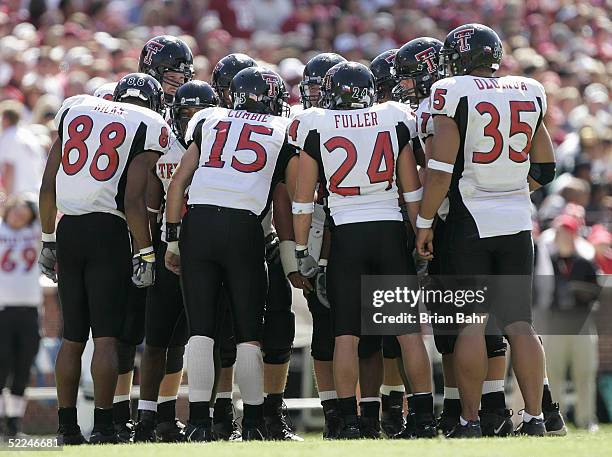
[11,426,612,457]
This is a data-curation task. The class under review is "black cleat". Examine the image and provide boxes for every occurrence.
[390,408,415,439]
[480,409,514,437]
[214,417,241,441]
[323,408,342,440]
[89,426,118,444]
[446,420,482,438]
[241,422,265,441]
[437,410,459,436]
[544,403,567,436]
[338,416,361,440]
[133,420,157,443]
[56,424,87,445]
[156,419,186,443]
[359,416,382,439]
[381,406,405,438]
[184,422,216,442]
[114,420,134,443]
[265,409,303,441]
[515,418,546,436]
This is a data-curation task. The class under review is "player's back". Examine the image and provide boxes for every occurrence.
[289,101,416,225]
[55,94,169,219]
[430,74,546,237]
[186,106,293,216]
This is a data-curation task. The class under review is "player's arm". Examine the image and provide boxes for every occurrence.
[292,151,319,277]
[146,169,163,242]
[397,142,423,233]
[527,123,556,192]
[125,152,159,250]
[416,115,459,259]
[164,142,199,275]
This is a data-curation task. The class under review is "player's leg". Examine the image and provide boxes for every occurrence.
[262,259,301,440]
[479,334,512,437]
[5,307,40,437]
[155,342,186,441]
[380,338,406,438]
[357,337,383,438]
[540,336,567,435]
[222,210,267,441]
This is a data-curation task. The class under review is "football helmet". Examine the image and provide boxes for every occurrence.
[212,53,257,108]
[230,67,289,116]
[440,23,503,77]
[113,73,164,114]
[171,80,219,140]
[392,37,442,106]
[93,82,117,100]
[320,62,375,110]
[138,35,194,102]
[370,49,398,103]
[300,53,347,109]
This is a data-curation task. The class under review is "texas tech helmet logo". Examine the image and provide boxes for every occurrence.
[262,73,280,97]
[415,47,438,74]
[142,41,165,65]
[454,28,475,52]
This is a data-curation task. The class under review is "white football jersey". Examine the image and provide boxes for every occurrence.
[429,75,547,237]
[185,107,297,216]
[0,221,42,308]
[288,102,418,226]
[55,95,169,219]
[415,98,434,151]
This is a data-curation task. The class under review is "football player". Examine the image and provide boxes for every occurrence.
[38,73,169,444]
[290,62,436,439]
[415,24,555,437]
[164,67,298,441]
[293,52,347,439]
[211,53,257,108]
[132,81,219,443]
[395,36,513,438]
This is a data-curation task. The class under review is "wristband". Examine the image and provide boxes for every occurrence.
[147,207,160,214]
[279,240,298,275]
[416,215,434,229]
[318,258,328,267]
[292,201,315,215]
[42,232,56,243]
[166,222,181,242]
[428,159,454,174]
[295,244,309,259]
[166,241,180,255]
[402,187,423,202]
[139,246,155,262]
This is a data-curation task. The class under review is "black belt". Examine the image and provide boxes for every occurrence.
[188,204,256,217]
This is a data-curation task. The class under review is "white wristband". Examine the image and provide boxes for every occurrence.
[402,187,423,202]
[318,258,328,267]
[147,207,160,214]
[416,215,434,229]
[42,232,56,243]
[428,159,455,174]
[279,240,298,275]
[292,201,315,214]
[166,241,180,255]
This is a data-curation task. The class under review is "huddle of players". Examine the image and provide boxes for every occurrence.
[36,21,567,445]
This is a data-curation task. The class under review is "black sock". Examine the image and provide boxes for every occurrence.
[443,398,461,418]
[94,408,113,430]
[189,401,210,425]
[58,407,78,427]
[6,417,20,435]
[264,393,283,417]
[337,396,358,418]
[411,393,433,423]
[112,400,131,424]
[382,391,404,413]
[542,384,554,411]
[481,391,506,412]
[137,409,157,423]
[359,400,380,419]
[321,398,339,415]
[157,399,176,423]
[243,404,264,425]
[213,398,232,422]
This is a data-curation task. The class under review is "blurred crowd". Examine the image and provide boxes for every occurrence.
[0,0,610,429]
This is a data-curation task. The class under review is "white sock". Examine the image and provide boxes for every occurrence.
[482,380,504,394]
[216,391,232,400]
[138,400,157,412]
[359,397,381,403]
[210,407,214,418]
[113,394,130,403]
[523,411,544,422]
[235,343,264,405]
[460,416,468,426]
[444,387,460,400]
[0,395,4,417]
[543,377,549,386]
[187,335,215,402]
[157,395,177,404]
[319,390,337,402]
[6,395,27,417]
[381,384,405,396]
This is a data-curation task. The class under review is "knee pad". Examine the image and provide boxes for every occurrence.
[263,309,295,364]
[358,336,382,359]
[485,334,507,359]
[117,341,136,375]
[382,336,401,359]
[166,345,185,374]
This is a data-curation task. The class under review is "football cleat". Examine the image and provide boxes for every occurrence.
[446,420,482,439]
[56,424,87,446]
[543,403,568,436]
[133,420,156,443]
[359,416,382,439]
[156,419,186,443]
[265,406,303,441]
[414,414,438,439]
[241,421,266,441]
[515,418,546,437]
[437,410,460,436]
[114,420,134,443]
[338,420,361,440]
[184,422,217,442]
[89,426,119,445]
[480,409,514,437]
[213,417,242,441]
[381,395,406,438]
[323,407,342,440]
